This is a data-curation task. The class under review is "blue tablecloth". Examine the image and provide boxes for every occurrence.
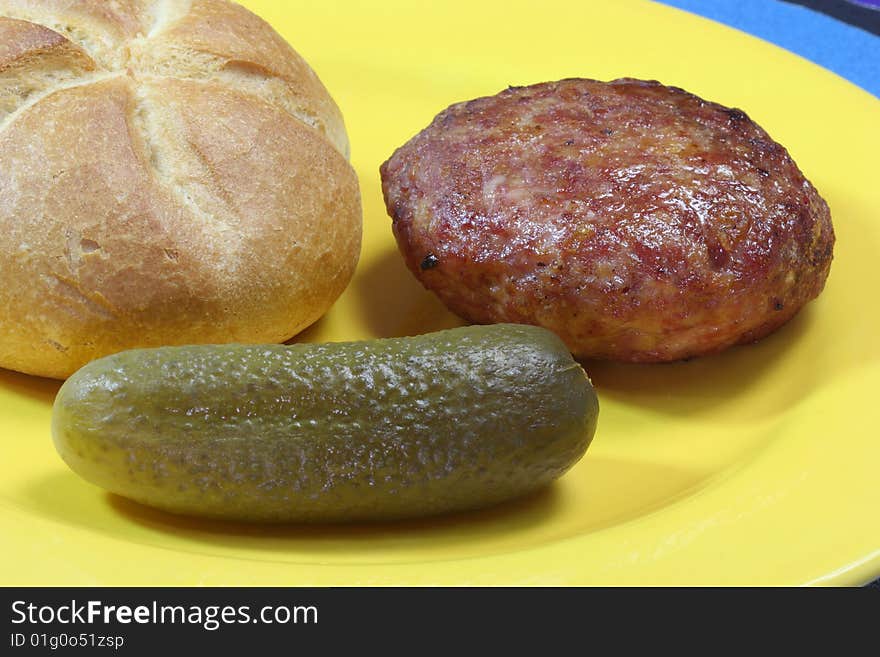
[659,0,879,98]
[657,0,879,588]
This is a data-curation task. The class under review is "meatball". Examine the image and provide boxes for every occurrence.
[380,78,834,362]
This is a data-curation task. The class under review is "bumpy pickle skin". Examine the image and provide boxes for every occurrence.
[51,324,599,522]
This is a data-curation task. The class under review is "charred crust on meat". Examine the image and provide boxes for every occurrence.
[724,108,748,123]
[420,254,440,270]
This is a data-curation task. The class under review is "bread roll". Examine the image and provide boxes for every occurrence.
[0,0,362,379]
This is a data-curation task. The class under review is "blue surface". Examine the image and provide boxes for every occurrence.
[657,0,879,588]
[657,0,880,97]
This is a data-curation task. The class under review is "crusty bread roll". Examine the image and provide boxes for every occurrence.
[0,0,362,379]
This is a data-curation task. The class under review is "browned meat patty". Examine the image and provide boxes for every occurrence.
[380,78,834,362]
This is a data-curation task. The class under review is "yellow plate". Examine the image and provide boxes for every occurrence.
[2,0,878,586]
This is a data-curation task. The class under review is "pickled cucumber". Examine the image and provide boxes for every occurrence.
[51,324,598,522]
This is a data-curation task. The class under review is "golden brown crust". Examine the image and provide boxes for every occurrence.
[0,16,75,68]
[148,0,349,155]
[0,0,150,67]
[0,1,361,378]
[0,0,150,39]
[0,17,97,118]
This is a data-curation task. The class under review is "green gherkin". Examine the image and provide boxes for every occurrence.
[52,324,599,522]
